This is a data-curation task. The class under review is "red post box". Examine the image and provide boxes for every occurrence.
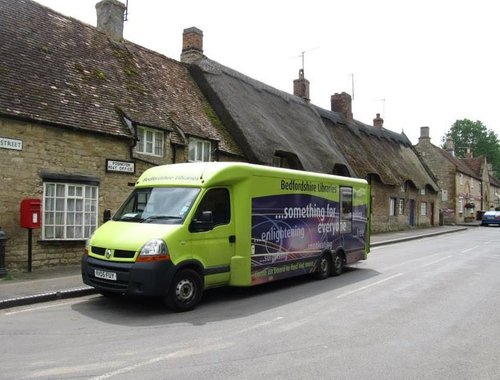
[20,198,41,229]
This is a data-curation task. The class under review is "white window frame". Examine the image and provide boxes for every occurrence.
[398,199,405,215]
[389,197,397,216]
[42,183,98,240]
[188,138,211,162]
[136,126,164,157]
[458,196,464,214]
[420,201,427,216]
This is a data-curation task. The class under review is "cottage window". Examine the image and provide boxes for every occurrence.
[188,138,211,162]
[420,202,427,216]
[458,197,464,213]
[136,126,164,157]
[43,183,98,240]
[389,197,397,216]
[459,173,464,185]
[398,199,405,215]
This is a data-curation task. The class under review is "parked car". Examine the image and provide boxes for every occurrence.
[481,211,500,226]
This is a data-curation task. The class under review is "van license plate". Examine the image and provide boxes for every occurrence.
[94,269,117,281]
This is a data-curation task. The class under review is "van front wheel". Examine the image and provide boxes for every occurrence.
[165,269,203,312]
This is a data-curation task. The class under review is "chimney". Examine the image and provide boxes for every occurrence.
[96,0,126,42]
[293,69,310,101]
[331,92,353,121]
[373,113,384,128]
[419,126,431,143]
[181,27,204,63]
[445,137,455,157]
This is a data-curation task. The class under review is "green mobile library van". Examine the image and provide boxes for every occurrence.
[82,162,371,311]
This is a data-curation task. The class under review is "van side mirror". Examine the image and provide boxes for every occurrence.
[190,211,214,232]
[103,209,112,223]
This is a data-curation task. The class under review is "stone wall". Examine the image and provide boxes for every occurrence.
[370,180,438,233]
[0,117,241,272]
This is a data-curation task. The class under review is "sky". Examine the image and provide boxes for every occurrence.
[33,0,500,145]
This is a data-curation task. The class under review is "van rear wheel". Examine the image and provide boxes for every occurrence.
[331,252,344,276]
[165,269,203,312]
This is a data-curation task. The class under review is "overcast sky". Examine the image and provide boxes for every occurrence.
[34,0,500,145]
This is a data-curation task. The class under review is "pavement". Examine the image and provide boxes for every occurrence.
[0,224,477,310]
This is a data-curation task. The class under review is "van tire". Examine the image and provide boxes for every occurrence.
[331,252,344,276]
[165,269,203,312]
[315,254,331,280]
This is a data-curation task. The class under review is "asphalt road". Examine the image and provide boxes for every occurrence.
[1,227,499,380]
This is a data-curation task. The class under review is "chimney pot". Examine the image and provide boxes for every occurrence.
[96,0,126,42]
[373,113,384,128]
[419,126,431,143]
[293,69,310,101]
[181,27,204,63]
[445,137,455,157]
[331,92,353,121]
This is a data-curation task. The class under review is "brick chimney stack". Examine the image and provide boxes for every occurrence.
[181,27,204,63]
[293,69,310,102]
[331,92,353,121]
[96,0,126,42]
[373,113,384,128]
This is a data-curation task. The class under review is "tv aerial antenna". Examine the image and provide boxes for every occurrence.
[294,47,319,73]
[123,0,129,21]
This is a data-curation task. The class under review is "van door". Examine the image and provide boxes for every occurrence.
[190,188,235,286]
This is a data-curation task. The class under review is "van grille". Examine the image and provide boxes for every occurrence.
[91,246,136,259]
[114,249,136,259]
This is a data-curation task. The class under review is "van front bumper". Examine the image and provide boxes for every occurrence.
[82,255,176,297]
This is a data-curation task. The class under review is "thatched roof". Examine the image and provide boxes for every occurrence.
[189,58,353,174]
[0,0,241,156]
[317,107,439,191]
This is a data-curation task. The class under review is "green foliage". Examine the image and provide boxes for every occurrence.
[442,119,500,177]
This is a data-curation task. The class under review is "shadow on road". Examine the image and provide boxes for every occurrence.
[72,265,380,326]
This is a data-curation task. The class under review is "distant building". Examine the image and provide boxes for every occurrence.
[415,127,486,223]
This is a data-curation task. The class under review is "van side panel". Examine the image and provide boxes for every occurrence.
[249,174,368,285]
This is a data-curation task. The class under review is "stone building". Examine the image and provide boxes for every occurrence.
[415,127,483,223]
[0,0,242,271]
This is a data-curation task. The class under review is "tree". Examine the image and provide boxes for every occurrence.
[442,119,500,177]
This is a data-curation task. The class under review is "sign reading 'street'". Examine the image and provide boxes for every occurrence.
[0,137,23,151]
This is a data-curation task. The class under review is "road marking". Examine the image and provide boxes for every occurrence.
[419,255,452,268]
[461,246,479,253]
[90,342,232,380]
[336,273,404,298]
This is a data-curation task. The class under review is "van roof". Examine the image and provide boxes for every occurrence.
[135,162,368,188]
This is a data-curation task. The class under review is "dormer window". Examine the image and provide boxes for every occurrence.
[188,138,211,162]
[136,126,164,157]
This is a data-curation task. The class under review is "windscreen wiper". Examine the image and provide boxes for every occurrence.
[141,215,182,223]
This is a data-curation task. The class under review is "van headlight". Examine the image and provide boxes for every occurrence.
[137,239,170,262]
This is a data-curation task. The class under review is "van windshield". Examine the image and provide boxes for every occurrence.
[113,187,200,224]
